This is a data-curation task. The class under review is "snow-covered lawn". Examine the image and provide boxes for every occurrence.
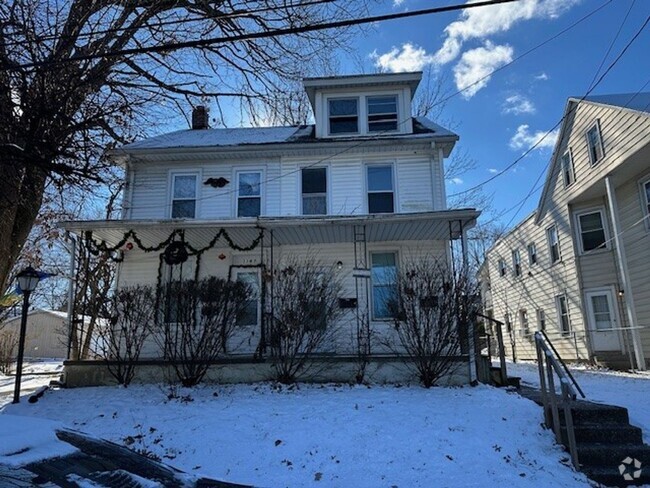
[0,359,63,407]
[508,361,650,441]
[1,383,590,487]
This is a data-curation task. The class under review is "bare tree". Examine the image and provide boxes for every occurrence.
[386,257,479,388]
[0,329,18,374]
[98,285,156,387]
[0,0,370,295]
[269,257,343,384]
[156,277,251,387]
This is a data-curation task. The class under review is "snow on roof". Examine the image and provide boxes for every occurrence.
[580,93,650,114]
[118,117,456,152]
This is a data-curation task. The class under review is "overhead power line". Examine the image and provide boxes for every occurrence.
[6,0,521,71]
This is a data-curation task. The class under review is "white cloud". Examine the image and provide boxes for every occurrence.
[371,43,434,73]
[453,42,514,98]
[393,0,405,6]
[503,94,536,115]
[488,168,499,174]
[432,0,581,65]
[449,177,464,185]
[535,72,549,81]
[509,124,559,151]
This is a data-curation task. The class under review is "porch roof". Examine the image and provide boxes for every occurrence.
[59,209,479,248]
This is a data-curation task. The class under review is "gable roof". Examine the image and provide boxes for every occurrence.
[534,93,650,225]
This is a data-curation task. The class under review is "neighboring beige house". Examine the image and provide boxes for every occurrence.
[1,309,69,359]
[481,93,650,370]
[61,71,480,385]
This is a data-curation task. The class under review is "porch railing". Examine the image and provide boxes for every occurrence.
[534,331,585,468]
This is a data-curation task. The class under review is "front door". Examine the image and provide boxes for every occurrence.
[227,267,261,355]
[585,289,622,352]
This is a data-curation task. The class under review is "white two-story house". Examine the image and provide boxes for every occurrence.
[482,93,650,370]
[62,71,479,384]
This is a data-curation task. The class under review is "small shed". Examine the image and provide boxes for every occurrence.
[1,309,70,359]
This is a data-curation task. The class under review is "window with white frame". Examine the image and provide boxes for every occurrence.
[547,225,561,263]
[371,251,397,320]
[328,98,359,135]
[527,243,537,266]
[235,269,260,327]
[561,149,575,187]
[519,309,529,337]
[301,167,327,215]
[170,173,198,218]
[586,121,604,165]
[576,210,607,252]
[498,259,506,277]
[237,171,262,217]
[537,309,546,331]
[367,165,394,213]
[367,95,398,132]
[556,295,570,334]
[512,249,521,277]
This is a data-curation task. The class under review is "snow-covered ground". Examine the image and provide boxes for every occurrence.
[508,361,650,441]
[1,383,590,487]
[0,359,63,407]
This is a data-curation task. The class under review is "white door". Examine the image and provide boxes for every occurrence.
[227,268,261,355]
[585,289,622,352]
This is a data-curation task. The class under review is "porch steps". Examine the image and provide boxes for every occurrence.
[519,386,650,486]
[489,366,520,388]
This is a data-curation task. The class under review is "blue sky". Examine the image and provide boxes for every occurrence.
[348,0,650,228]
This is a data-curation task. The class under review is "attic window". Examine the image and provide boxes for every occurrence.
[367,95,398,132]
[586,121,604,165]
[328,98,358,135]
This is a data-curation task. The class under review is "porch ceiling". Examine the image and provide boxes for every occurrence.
[59,209,480,248]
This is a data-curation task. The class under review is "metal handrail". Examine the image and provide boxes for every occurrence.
[535,331,584,468]
[540,330,585,399]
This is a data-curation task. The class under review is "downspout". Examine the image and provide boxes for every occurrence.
[605,175,646,370]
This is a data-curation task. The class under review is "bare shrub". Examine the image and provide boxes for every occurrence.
[0,330,18,374]
[269,258,343,384]
[386,258,479,388]
[156,277,251,387]
[98,285,156,387]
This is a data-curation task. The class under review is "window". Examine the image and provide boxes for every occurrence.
[237,172,261,217]
[236,270,260,326]
[537,309,546,331]
[512,250,521,277]
[561,149,575,187]
[576,210,607,252]
[371,252,397,319]
[498,259,506,277]
[547,225,561,263]
[328,98,358,135]
[586,121,604,165]
[302,168,327,215]
[519,310,529,337]
[527,243,537,266]
[367,95,398,132]
[505,313,512,333]
[641,179,650,222]
[367,165,394,213]
[556,295,570,334]
[171,173,198,218]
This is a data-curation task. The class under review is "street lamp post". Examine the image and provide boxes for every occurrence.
[12,266,40,404]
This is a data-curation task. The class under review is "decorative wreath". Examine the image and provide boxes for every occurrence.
[163,241,189,265]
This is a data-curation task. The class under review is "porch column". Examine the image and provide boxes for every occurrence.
[65,232,76,361]
[605,175,646,370]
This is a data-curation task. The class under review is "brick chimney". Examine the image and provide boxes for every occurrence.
[191,105,209,130]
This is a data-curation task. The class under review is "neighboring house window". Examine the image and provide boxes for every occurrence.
[171,173,198,218]
[498,259,506,277]
[576,210,607,252]
[547,225,561,263]
[367,165,394,213]
[561,149,575,187]
[302,167,327,215]
[586,121,604,165]
[556,295,570,334]
[519,309,529,337]
[641,179,650,221]
[328,98,358,135]
[237,172,262,217]
[235,270,260,327]
[367,95,398,132]
[505,313,512,333]
[527,243,537,266]
[512,249,521,277]
[371,252,397,319]
[537,309,546,331]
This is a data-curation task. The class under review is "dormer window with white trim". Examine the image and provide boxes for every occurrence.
[367,95,398,132]
[328,98,359,135]
[586,121,604,165]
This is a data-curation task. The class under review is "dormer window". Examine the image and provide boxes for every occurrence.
[367,95,398,132]
[328,98,358,135]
